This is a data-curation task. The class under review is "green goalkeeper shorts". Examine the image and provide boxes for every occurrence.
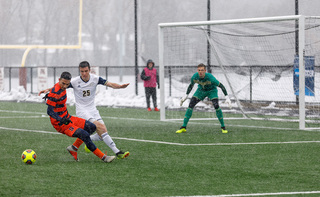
[193,88,218,101]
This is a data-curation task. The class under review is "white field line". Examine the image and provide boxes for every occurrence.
[0,109,46,115]
[6,115,317,132]
[164,119,320,132]
[173,190,320,197]
[2,111,319,197]
[0,116,46,119]
[111,137,320,146]
[1,109,320,132]
[103,116,320,132]
[0,126,320,146]
[0,126,60,135]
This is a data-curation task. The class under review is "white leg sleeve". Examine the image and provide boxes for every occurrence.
[90,133,102,141]
[101,132,120,154]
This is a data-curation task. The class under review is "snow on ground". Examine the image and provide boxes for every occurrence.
[0,85,151,109]
[1,71,320,112]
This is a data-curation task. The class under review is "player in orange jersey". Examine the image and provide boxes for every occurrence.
[45,71,115,163]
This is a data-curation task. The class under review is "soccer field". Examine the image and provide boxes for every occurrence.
[0,101,320,197]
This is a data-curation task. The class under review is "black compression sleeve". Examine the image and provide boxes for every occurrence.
[186,84,194,95]
[218,83,228,96]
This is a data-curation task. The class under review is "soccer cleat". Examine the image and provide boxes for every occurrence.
[116,151,130,159]
[84,145,91,153]
[222,129,228,133]
[176,127,186,133]
[154,107,159,111]
[67,145,79,161]
[102,155,116,163]
[147,108,152,111]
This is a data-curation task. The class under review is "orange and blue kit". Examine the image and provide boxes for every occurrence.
[46,82,85,137]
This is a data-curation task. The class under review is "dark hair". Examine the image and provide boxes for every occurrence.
[197,63,206,69]
[60,71,72,80]
[79,61,90,69]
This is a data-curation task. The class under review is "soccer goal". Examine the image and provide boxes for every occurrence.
[158,15,320,130]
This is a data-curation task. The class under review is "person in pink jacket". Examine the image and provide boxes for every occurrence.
[140,59,160,111]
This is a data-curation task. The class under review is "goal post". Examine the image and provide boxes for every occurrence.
[159,15,320,130]
[298,15,306,129]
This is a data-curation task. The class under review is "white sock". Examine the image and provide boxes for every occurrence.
[101,132,120,154]
[90,133,101,141]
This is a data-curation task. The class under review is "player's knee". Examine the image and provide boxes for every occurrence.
[73,128,90,141]
[188,97,199,109]
[75,129,96,151]
[96,122,107,134]
[84,121,96,134]
[212,99,219,109]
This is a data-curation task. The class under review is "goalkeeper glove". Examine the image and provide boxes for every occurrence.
[224,95,232,108]
[180,95,188,106]
[58,117,73,126]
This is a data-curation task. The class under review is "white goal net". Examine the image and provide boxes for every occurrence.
[158,15,320,130]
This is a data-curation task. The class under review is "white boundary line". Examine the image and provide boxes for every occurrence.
[1,128,319,197]
[104,116,320,132]
[1,114,320,132]
[0,126,60,135]
[1,111,319,197]
[0,110,46,115]
[0,116,46,119]
[173,190,320,196]
[1,109,320,131]
[112,136,320,146]
[0,126,320,146]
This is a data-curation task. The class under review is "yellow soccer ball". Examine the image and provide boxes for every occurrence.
[21,149,37,164]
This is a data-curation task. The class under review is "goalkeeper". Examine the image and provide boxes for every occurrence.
[176,63,231,134]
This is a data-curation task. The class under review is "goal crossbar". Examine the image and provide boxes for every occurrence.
[159,15,303,28]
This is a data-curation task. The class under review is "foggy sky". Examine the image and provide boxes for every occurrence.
[0,0,319,67]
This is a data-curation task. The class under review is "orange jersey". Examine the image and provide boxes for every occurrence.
[46,82,70,125]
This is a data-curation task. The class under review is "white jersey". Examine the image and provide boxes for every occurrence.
[70,74,107,121]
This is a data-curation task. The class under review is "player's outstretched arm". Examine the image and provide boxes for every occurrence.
[38,88,51,96]
[106,81,130,89]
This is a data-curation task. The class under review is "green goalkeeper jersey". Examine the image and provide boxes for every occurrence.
[187,72,220,94]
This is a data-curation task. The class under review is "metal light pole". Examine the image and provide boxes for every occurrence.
[207,0,212,73]
[134,0,138,95]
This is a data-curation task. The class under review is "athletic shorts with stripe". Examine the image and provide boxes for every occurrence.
[50,116,86,137]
